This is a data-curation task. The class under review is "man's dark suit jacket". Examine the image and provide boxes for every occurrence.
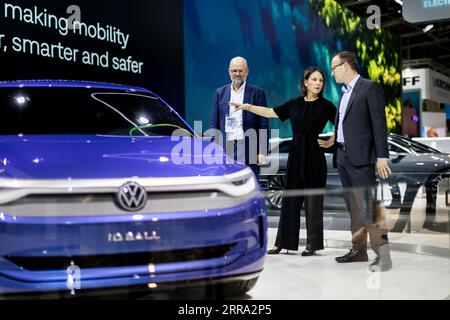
[210,84,269,164]
[333,76,389,167]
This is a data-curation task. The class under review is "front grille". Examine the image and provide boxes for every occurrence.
[0,190,257,216]
[6,243,237,271]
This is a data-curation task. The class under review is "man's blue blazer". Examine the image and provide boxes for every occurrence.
[210,83,269,164]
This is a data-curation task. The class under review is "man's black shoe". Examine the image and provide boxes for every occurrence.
[335,249,369,263]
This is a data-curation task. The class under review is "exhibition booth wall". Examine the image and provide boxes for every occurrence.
[0,0,403,132]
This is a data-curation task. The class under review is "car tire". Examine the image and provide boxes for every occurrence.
[213,278,259,298]
[184,278,259,299]
[385,183,402,209]
[267,175,285,209]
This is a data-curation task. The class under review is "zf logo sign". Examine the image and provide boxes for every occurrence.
[403,76,421,86]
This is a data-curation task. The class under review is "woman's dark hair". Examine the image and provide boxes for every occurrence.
[301,66,326,98]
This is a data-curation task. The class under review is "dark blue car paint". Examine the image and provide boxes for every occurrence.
[0,135,245,179]
[0,80,266,295]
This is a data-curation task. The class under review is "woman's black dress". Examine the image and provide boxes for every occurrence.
[273,96,336,251]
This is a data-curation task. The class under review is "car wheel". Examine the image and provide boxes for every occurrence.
[385,183,402,209]
[213,278,259,298]
[268,175,285,209]
[186,278,259,299]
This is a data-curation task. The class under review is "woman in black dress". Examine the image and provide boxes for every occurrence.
[230,66,336,256]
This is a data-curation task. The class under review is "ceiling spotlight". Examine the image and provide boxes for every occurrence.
[394,0,403,5]
[423,24,434,33]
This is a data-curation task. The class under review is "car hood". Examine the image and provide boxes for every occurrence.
[0,135,243,180]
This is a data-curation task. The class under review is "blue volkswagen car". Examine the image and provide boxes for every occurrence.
[0,80,266,298]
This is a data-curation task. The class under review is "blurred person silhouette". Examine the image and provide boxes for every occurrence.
[404,98,412,109]
[210,56,268,177]
[231,66,336,256]
[330,51,393,272]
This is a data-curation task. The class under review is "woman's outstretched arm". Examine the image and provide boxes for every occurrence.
[229,102,279,119]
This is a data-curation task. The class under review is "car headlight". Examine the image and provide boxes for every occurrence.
[222,168,258,197]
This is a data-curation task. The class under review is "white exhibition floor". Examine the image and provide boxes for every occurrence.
[246,228,450,300]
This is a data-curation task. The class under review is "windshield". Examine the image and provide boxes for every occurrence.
[389,135,441,154]
[0,87,193,137]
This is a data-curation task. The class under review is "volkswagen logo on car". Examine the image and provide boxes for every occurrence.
[116,181,147,212]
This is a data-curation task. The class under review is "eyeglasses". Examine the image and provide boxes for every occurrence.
[331,62,345,71]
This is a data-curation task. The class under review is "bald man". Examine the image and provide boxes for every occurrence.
[210,57,268,177]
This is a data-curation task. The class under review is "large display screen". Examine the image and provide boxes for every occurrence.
[184,0,401,137]
[403,0,450,23]
[0,0,185,115]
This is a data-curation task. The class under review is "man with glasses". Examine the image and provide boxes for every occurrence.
[329,51,393,272]
[210,56,268,177]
